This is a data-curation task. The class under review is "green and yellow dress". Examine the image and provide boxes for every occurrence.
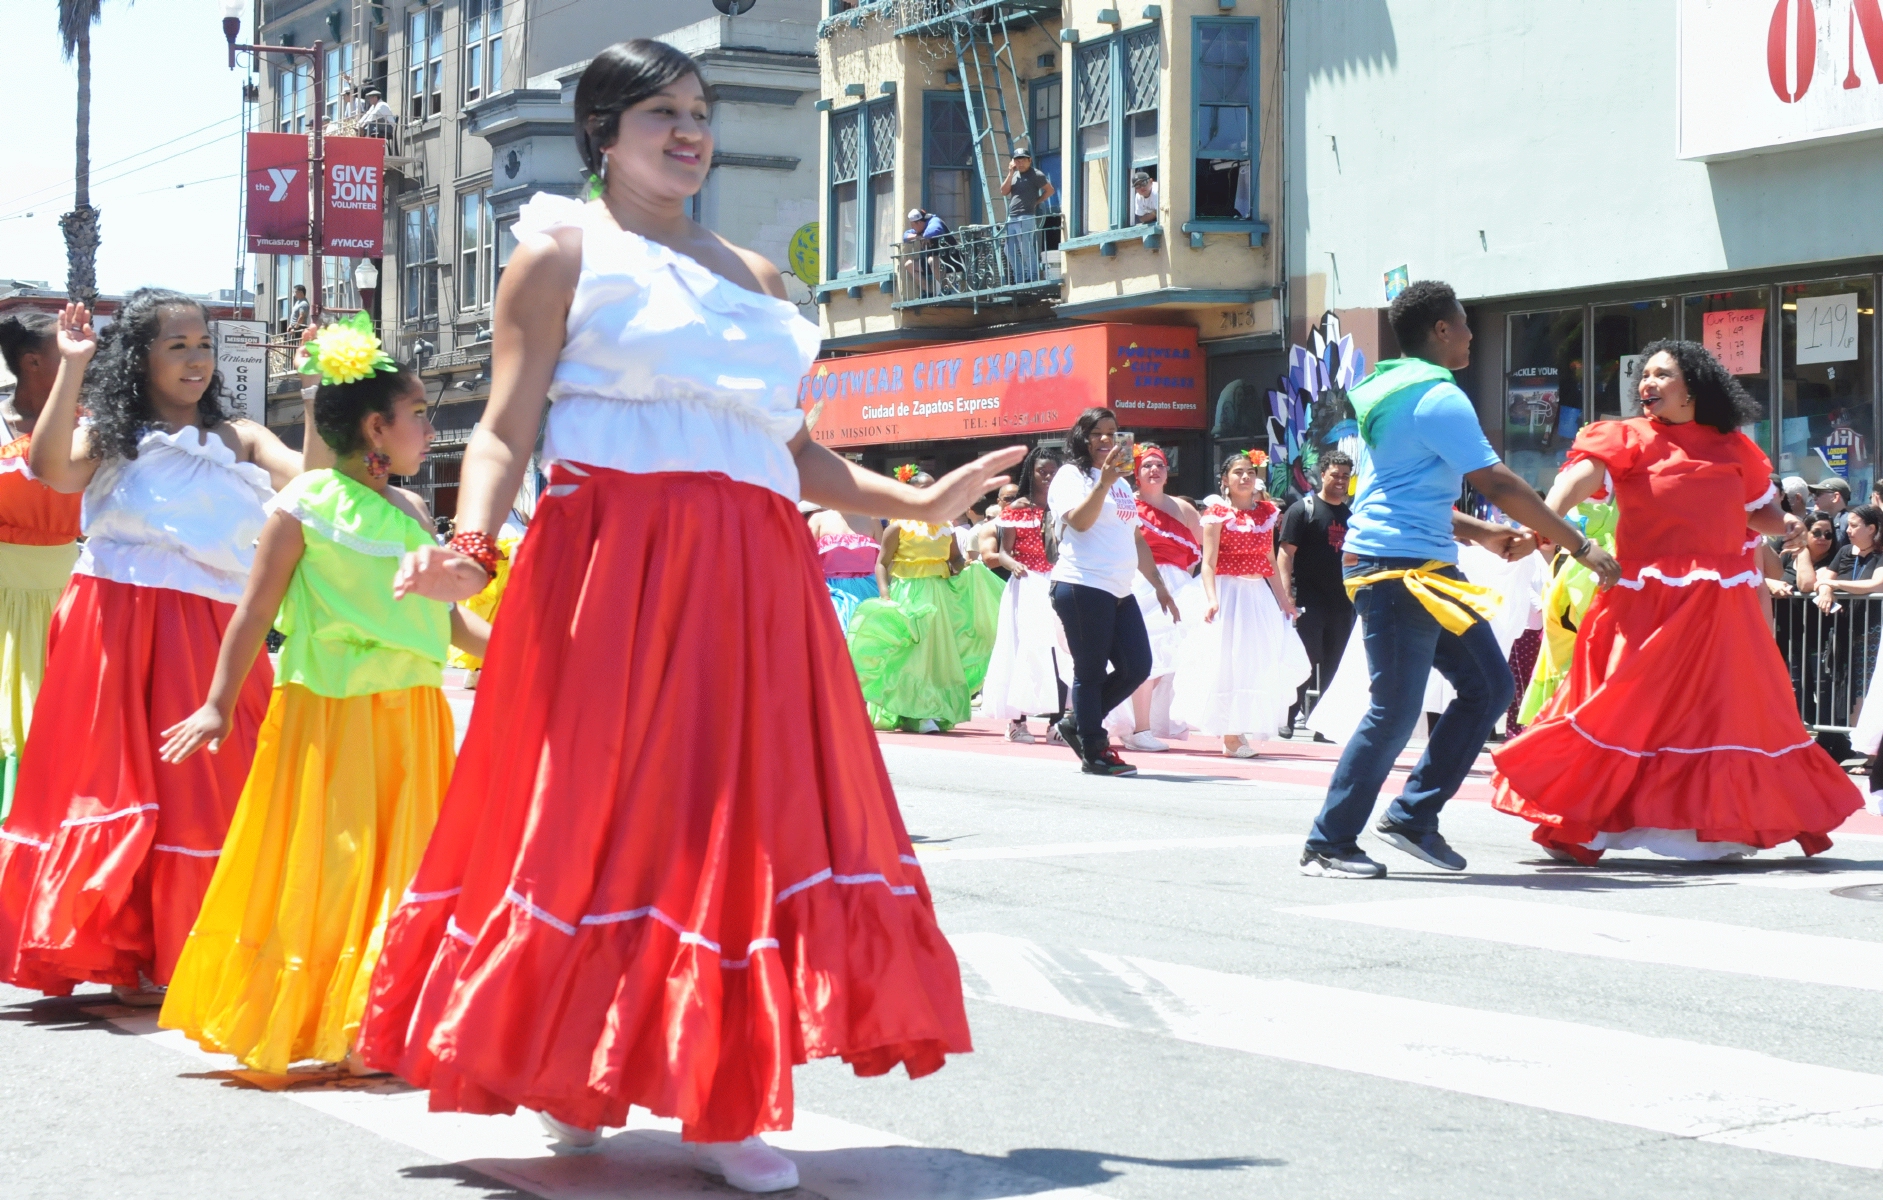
[161,469,455,1074]
[847,519,1004,730]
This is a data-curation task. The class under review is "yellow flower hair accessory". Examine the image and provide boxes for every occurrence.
[893,463,918,483]
[299,310,398,386]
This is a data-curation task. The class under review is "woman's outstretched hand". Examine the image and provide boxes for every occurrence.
[395,544,491,603]
[906,447,1026,525]
[159,704,232,763]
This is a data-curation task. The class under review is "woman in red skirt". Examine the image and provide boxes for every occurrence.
[359,41,1001,1193]
[0,292,300,1001]
[1493,340,1862,862]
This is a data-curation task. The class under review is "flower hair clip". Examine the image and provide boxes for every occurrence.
[893,463,918,483]
[299,310,398,386]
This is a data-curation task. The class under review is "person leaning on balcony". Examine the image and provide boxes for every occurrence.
[359,88,397,140]
[1000,147,1053,284]
[1131,171,1159,226]
[902,208,950,297]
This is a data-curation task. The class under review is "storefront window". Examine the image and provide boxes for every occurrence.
[1682,287,1772,457]
[1781,277,1874,501]
[1505,309,1585,490]
[1591,299,1674,423]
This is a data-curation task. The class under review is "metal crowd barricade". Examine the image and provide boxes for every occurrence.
[1776,592,1883,734]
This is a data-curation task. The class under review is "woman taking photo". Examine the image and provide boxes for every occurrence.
[980,444,1068,742]
[0,312,82,819]
[1170,452,1311,757]
[1047,408,1180,776]
[1493,340,1860,862]
[358,42,999,1194]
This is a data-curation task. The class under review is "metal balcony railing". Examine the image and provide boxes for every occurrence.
[891,214,1061,308]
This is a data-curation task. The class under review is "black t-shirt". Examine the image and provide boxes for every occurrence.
[1831,543,1882,582]
[1279,492,1352,610]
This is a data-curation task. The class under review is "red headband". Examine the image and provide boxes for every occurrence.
[1138,447,1167,469]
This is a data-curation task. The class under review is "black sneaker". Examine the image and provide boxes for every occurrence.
[1373,820,1467,871]
[1055,715,1086,760]
[1298,847,1386,878]
[1081,746,1138,777]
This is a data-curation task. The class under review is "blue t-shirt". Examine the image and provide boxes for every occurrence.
[1344,381,1500,562]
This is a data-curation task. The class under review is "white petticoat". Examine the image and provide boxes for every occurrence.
[1103,563,1198,740]
[1582,828,1761,861]
[978,571,1064,721]
[1168,575,1310,739]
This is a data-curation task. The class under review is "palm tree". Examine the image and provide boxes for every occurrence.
[58,0,106,306]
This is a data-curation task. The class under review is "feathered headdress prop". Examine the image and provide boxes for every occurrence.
[1265,311,1367,495]
[299,310,398,386]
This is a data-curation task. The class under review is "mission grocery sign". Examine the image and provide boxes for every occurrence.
[802,323,1204,448]
[1679,0,1883,158]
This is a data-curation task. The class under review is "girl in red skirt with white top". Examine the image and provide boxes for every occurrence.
[358,42,1003,1194]
[980,444,1068,741]
[0,291,301,1002]
[1107,444,1203,750]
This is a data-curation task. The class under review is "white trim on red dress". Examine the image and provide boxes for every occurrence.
[1568,714,1816,759]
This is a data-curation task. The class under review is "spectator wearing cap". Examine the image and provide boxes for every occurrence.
[999,145,1054,284]
[1131,171,1159,225]
[902,208,952,297]
[359,88,396,140]
[1810,476,1854,551]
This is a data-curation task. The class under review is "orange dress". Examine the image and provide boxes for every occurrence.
[1492,417,1862,860]
[0,433,82,818]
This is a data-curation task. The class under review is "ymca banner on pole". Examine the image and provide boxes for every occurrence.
[246,132,309,253]
[320,136,384,256]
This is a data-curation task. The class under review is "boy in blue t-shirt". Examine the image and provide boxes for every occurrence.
[1301,281,1619,879]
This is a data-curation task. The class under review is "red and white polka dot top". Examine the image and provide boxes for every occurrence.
[996,500,1051,574]
[1202,500,1280,578]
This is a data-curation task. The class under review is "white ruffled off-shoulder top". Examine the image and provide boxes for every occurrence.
[75,427,275,605]
[514,193,822,501]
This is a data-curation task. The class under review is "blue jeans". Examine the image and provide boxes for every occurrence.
[1050,581,1152,751]
[1306,557,1513,854]
[1004,214,1041,283]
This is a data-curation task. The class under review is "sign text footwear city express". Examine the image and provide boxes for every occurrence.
[801,323,1205,448]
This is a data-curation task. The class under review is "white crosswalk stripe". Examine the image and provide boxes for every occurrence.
[949,930,1883,1170]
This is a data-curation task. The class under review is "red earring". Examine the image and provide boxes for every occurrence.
[364,449,391,479]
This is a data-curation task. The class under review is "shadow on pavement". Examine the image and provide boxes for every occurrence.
[1403,856,1883,893]
[0,993,146,1033]
[399,1162,538,1198]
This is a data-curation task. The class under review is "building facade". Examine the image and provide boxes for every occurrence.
[812,0,1285,495]
[1289,0,1883,501]
[251,0,820,516]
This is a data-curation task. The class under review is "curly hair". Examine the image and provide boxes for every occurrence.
[81,288,229,462]
[1014,441,1065,503]
[0,310,55,377]
[1066,406,1117,470]
[1388,280,1461,356]
[1636,338,1763,434]
[314,363,421,457]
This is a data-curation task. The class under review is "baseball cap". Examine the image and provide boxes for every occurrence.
[906,208,925,221]
[1810,477,1853,497]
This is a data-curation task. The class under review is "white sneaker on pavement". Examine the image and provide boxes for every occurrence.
[692,1136,800,1193]
[1005,720,1035,743]
[1121,730,1169,752]
[914,718,941,734]
[537,1111,601,1151]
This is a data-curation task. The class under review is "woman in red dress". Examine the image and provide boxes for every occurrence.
[1493,340,1862,862]
[358,43,1001,1193]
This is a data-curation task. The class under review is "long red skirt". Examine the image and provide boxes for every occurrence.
[0,575,272,993]
[358,467,972,1143]
[1492,576,1861,856]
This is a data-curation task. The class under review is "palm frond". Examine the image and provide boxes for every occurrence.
[58,0,106,60]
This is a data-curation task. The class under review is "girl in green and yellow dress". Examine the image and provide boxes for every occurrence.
[156,315,489,1075]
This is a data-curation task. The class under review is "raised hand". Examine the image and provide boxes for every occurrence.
[907,447,1026,526]
[56,302,97,364]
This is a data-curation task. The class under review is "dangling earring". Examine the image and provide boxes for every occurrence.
[585,157,607,201]
[364,447,391,480]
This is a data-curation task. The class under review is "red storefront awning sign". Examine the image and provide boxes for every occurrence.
[802,323,1206,448]
[245,132,309,254]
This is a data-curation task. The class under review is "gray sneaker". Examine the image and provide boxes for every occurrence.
[1299,847,1387,879]
[1373,820,1467,871]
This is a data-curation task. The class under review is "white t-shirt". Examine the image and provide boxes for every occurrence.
[1131,182,1159,222]
[1048,464,1141,597]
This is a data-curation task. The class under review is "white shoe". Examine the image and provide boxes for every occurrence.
[1222,737,1258,759]
[1005,720,1035,743]
[1122,730,1168,752]
[537,1110,601,1151]
[112,975,167,1007]
[914,718,941,734]
[692,1136,800,1193]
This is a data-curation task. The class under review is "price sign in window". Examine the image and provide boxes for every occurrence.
[1796,292,1861,365]
[1703,308,1765,376]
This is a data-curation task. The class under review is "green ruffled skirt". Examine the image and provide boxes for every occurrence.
[847,564,1005,730]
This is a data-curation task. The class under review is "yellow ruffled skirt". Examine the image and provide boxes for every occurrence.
[0,540,79,820]
[159,682,455,1073]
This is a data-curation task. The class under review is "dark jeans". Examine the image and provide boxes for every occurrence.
[1050,581,1153,751]
[1291,600,1356,723]
[1307,558,1513,854]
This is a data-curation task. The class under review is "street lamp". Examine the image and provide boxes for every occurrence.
[353,256,379,318]
[220,0,244,70]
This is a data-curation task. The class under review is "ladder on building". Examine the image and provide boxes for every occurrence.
[951,7,1029,229]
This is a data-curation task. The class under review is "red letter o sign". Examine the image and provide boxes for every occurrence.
[1769,0,1817,103]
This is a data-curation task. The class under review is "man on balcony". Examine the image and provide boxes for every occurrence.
[1000,146,1054,285]
[359,88,397,142]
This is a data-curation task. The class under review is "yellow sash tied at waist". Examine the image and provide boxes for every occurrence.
[1344,561,1502,635]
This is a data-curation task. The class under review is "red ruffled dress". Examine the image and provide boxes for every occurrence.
[0,428,274,993]
[357,194,970,1143]
[979,500,1062,722]
[1493,417,1862,861]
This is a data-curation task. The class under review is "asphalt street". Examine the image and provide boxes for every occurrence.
[5,713,1883,1200]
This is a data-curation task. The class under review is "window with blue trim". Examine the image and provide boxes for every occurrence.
[1194,18,1256,221]
[1029,75,1063,208]
[923,93,975,232]
[1072,26,1161,237]
[828,98,898,278]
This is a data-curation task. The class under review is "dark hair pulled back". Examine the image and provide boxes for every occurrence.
[1015,441,1065,502]
[314,363,421,457]
[1636,338,1764,434]
[573,40,714,182]
[1066,407,1117,470]
[0,310,55,377]
[82,288,229,462]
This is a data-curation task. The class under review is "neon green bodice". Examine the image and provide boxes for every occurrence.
[269,469,450,699]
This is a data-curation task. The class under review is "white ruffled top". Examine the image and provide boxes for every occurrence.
[75,427,275,605]
[515,193,822,501]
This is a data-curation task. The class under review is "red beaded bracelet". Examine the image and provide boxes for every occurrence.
[447,530,506,579]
